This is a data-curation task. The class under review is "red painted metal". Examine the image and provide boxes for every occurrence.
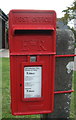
[55,54,76,57]
[55,54,75,94]
[54,90,74,94]
[9,10,56,115]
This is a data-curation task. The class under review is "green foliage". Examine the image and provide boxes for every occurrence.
[62,0,76,24]
[60,0,76,45]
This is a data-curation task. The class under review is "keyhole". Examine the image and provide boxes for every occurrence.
[20,84,22,87]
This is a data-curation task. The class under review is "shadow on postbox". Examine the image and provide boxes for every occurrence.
[9,10,56,115]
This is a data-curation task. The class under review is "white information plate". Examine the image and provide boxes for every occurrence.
[24,66,42,98]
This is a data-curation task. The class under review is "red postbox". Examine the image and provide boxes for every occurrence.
[9,10,56,115]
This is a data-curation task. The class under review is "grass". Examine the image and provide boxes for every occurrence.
[0,58,2,119]
[2,58,76,119]
[70,71,76,118]
[73,71,76,118]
